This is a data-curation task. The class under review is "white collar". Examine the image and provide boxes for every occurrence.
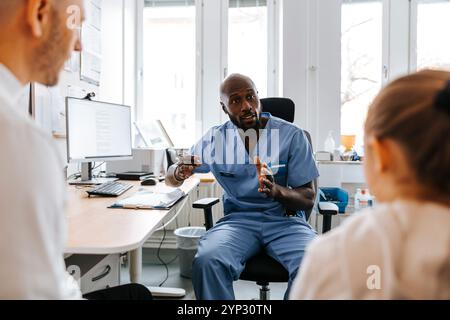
[0,63,27,106]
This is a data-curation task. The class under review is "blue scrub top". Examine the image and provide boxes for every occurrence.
[191,113,319,217]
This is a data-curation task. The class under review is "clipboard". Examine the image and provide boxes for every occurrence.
[109,188,186,210]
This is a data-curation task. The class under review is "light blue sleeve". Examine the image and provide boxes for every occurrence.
[287,130,320,188]
[190,129,213,174]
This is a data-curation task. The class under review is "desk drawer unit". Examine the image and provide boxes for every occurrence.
[65,254,120,295]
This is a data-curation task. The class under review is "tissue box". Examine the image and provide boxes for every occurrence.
[315,151,333,161]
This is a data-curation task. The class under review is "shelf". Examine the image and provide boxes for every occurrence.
[317,161,364,165]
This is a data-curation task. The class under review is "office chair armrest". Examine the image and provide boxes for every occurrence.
[318,202,338,234]
[193,198,220,209]
[318,202,339,216]
[192,198,220,231]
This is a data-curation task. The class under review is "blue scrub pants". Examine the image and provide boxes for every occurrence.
[192,212,317,300]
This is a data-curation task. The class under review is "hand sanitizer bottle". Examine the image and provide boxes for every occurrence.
[359,189,370,210]
[324,131,336,154]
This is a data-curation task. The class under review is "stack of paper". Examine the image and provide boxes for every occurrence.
[110,188,185,210]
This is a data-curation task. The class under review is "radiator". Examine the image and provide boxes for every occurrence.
[144,180,354,249]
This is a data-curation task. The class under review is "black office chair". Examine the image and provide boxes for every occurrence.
[192,97,338,300]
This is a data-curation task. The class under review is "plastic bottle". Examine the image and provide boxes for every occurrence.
[355,189,371,212]
[324,131,336,154]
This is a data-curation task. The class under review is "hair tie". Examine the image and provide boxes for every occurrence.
[434,81,450,116]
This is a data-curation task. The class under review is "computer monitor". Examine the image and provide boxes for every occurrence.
[66,97,133,185]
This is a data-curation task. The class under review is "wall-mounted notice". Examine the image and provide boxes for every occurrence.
[32,83,90,138]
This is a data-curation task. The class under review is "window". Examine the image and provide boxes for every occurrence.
[143,0,196,148]
[228,0,268,97]
[341,0,383,148]
[138,0,279,143]
[415,0,450,70]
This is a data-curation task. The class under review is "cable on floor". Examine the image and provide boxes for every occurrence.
[156,224,179,287]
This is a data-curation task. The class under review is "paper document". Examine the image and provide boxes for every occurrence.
[110,188,185,210]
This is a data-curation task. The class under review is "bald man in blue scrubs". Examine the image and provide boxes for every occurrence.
[166,74,319,300]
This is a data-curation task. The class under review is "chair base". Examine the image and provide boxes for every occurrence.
[147,286,186,298]
[259,284,270,300]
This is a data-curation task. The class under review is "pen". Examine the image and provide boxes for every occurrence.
[122,204,153,210]
[269,164,286,169]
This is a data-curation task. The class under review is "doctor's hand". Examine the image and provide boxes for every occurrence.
[175,165,196,181]
[174,155,202,181]
[257,163,280,199]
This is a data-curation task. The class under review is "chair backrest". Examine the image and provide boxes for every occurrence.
[261,97,317,221]
[261,98,295,123]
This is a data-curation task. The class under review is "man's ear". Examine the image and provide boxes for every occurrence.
[370,138,392,173]
[26,0,51,38]
[221,102,229,115]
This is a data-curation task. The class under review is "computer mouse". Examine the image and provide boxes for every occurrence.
[141,178,158,186]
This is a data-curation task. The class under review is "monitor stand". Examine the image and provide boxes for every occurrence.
[68,162,118,186]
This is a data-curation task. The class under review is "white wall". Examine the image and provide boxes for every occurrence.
[199,0,228,135]
[282,0,341,151]
[99,0,125,105]
[122,0,139,131]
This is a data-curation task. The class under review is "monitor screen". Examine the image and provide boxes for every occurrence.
[66,98,132,163]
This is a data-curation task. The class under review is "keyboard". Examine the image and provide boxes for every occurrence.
[87,181,133,197]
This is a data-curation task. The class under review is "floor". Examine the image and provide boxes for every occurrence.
[120,248,288,300]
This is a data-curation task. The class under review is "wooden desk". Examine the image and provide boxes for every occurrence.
[65,178,200,283]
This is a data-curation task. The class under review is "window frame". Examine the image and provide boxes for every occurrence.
[340,0,385,144]
[409,0,450,72]
[410,0,419,72]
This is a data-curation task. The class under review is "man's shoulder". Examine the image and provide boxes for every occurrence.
[268,116,310,150]
[269,116,304,134]
[0,104,64,195]
[205,121,233,135]
[0,103,60,159]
